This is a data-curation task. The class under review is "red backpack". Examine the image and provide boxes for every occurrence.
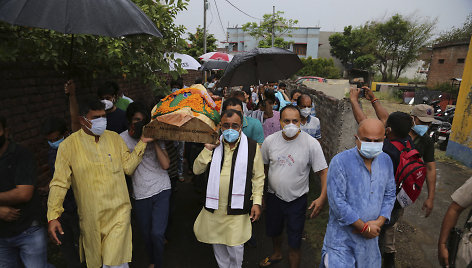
[391,140,427,208]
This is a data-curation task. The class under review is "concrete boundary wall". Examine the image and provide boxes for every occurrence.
[284,81,358,162]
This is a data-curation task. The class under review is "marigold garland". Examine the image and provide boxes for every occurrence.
[152,88,220,124]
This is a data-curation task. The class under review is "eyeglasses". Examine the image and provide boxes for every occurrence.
[221,123,241,130]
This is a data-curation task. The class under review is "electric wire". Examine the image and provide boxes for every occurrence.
[223,0,261,20]
[213,0,226,36]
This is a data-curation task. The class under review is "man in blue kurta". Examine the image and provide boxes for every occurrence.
[321,118,396,268]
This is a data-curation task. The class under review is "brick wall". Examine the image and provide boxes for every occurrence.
[284,81,358,162]
[0,63,156,193]
[427,42,469,87]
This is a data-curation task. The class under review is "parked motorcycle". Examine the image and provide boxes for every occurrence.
[422,96,443,115]
[429,106,455,151]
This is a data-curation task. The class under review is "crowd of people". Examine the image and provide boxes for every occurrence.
[0,77,471,268]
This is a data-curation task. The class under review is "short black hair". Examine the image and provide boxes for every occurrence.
[0,116,6,130]
[291,89,302,100]
[194,77,203,84]
[242,85,251,96]
[79,98,106,117]
[126,102,150,124]
[170,77,183,89]
[278,82,286,88]
[264,90,277,105]
[280,104,301,119]
[386,111,413,138]
[231,90,245,99]
[297,94,312,106]
[221,109,243,124]
[222,97,243,112]
[97,81,119,98]
[41,117,67,136]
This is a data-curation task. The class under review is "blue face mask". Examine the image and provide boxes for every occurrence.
[48,137,64,149]
[273,105,279,111]
[292,102,297,106]
[412,124,428,136]
[357,138,383,159]
[222,129,240,143]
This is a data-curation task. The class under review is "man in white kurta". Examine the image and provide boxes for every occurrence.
[193,109,265,268]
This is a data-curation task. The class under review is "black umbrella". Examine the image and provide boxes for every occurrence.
[202,60,229,71]
[0,0,162,37]
[0,0,163,69]
[218,47,303,87]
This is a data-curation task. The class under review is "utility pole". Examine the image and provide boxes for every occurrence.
[203,0,208,54]
[271,5,275,47]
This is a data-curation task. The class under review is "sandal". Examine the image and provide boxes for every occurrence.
[259,256,282,267]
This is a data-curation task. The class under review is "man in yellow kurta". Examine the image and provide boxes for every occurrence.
[193,109,265,268]
[47,99,152,268]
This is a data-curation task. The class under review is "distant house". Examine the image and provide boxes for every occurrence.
[426,41,469,87]
[224,27,320,58]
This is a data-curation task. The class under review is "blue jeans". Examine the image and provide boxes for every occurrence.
[0,225,54,268]
[134,190,171,267]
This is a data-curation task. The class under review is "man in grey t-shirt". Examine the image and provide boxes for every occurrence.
[120,102,171,268]
[260,105,328,268]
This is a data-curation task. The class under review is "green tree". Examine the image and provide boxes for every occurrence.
[297,57,341,79]
[328,25,377,71]
[373,14,435,81]
[242,11,298,48]
[435,13,472,45]
[329,14,435,82]
[183,26,217,59]
[0,0,189,89]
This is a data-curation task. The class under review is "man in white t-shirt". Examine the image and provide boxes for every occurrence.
[119,102,171,268]
[298,94,321,140]
[260,105,328,268]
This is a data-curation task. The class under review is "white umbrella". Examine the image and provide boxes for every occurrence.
[199,52,233,62]
[167,52,201,71]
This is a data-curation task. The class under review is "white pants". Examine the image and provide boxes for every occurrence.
[103,263,129,268]
[212,244,244,268]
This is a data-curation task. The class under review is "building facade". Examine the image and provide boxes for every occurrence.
[426,41,469,87]
[446,38,472,168]
[225,27,321,59]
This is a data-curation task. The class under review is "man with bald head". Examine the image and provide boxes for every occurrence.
[320,118,396,268]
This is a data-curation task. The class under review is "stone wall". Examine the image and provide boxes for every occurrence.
[284,81,358,162]
[0,63,156,192]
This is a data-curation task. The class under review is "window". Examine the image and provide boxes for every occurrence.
[457,58,465,64]
[438,59,445,64]
[293,44,307,56]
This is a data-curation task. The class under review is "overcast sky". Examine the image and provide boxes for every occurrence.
[174,0,472,47]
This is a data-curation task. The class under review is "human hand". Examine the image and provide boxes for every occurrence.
[363,221,381,238]
[349,87,361,101]
[204,142,219,151]
[363,87,375,101]
[0,206,20,222]
[140,136,154,143]
[48,219,64,245]
[422,198,434,217]
[438,243,449,267]
[250,205,261,222]
[64,80,76,96]
[308,197,325,218]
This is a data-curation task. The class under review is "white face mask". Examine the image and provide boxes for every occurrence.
[300,108,311,118]
[84,117,107,136]
[282,123,300,138]
[101,99,113,111]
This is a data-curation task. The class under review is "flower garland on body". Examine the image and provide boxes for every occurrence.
[152,87,221,124]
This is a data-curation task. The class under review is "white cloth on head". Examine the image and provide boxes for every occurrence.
[212,244,244,268]
[206,133,248,210]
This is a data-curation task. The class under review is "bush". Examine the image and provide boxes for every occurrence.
[431,82,460,95]
[297,57,341,79]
